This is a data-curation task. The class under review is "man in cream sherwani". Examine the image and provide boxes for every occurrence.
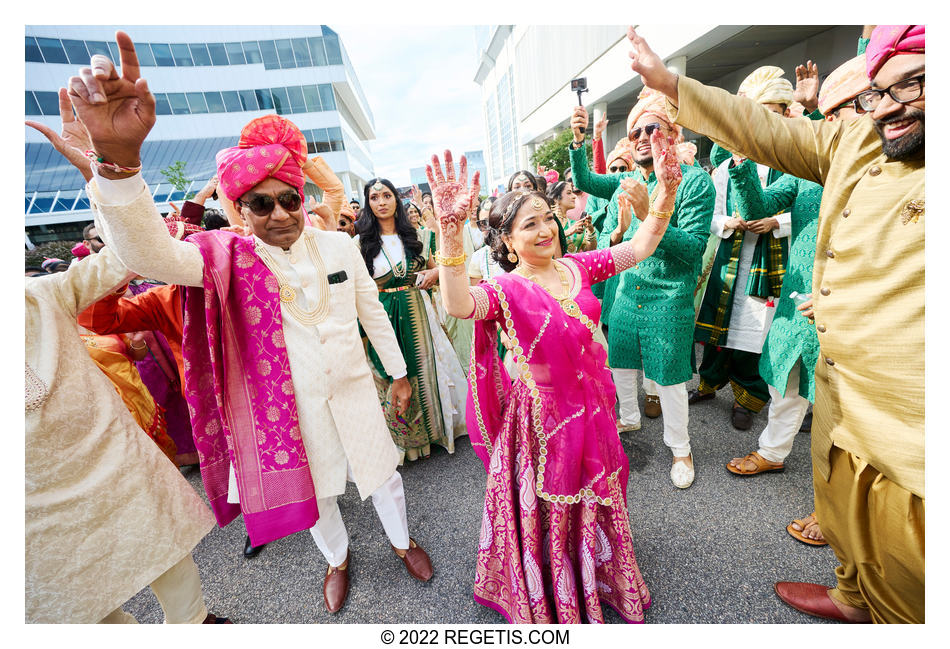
[70,34,433,615]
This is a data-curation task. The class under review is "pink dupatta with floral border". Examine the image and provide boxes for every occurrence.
[182,230,318,546]
[466,250,629,506]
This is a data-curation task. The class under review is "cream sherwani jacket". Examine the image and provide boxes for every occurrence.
[668,76,925,498]
[25,246,215,623]
[89,174,407,501]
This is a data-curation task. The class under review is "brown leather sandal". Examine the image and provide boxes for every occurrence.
[786,513,828,546]
[726,451,785,476]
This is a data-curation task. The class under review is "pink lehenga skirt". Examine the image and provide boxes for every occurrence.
[473,382,651,623]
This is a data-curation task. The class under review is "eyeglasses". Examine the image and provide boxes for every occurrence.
[84,235,103,244]
[628,122,663,140]
[855,74,924,113]
[238,190,302,217]
[608,165,628,173]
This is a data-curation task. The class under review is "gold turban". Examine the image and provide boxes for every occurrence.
[818,54,870,116]
[626,87,683,140]
[737,66,794,107]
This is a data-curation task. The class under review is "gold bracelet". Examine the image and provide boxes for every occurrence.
[434,251,466,266]
[649,208,674,219]
[129,342,147,350]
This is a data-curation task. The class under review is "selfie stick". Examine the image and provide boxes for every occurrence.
[576,86,588,134]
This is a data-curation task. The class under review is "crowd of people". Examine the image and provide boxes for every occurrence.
[25,24,923,625]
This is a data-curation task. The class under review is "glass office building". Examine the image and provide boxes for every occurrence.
[26,25,377,246]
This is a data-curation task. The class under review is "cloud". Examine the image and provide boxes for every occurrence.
[333,25,485,185]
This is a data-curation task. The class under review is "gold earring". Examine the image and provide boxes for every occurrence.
[507,249,518,263]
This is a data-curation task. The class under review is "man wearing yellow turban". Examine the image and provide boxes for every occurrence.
[689,66,794,431]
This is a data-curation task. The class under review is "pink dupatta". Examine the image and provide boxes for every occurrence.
[466,258,629,506]
[182,230,318,546]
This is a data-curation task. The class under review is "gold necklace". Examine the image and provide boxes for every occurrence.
[517,261,582,319]
[254,233,330,326]
[380,238,407,279]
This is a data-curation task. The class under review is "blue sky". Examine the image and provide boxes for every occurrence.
[333,25,486,187]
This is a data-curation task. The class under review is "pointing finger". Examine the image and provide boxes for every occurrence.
[116,31,142,84]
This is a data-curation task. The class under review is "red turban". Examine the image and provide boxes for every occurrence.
[866,25,925,79]
[216,115,308,201]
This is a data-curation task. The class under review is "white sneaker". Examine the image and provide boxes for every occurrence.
[617,419,641,433]
[670,458,695,489]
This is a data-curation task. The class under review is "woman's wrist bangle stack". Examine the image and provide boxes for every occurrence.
[434,251,466,266]
[649,207,674,220]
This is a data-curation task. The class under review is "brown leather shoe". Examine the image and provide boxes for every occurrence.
[202,613,233,624]
[323,550,350,613]
[393,538,433,582]
[687,388,715,405]
[774,582,870,623]
[644,395,662,418]
[731,403,753,430]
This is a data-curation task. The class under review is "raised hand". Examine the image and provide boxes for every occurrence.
[193,175,218,202]
[411,184,424,209]
[616,192,634,235]
[571,106,588,143]
[26,88,94,182]
[425,150,479,240]
[593,111,609,141]
[651,130,682,204]
[67,31,155,172]
[307,195,319,213]
[627,27,678,101]
[619,176,650,222]
[794,61,820,113]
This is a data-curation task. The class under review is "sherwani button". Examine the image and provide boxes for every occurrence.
[817,324,827,333]
[325,368,331,375]
[825,357,835,366]
[842,208,851,218]
[869,166,881,176]
[290,256,298,263]
[320,337,327,344]
[826,250,835,258]
[327,394,333,401]
[820,287,831,296]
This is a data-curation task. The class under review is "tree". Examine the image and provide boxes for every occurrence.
[529,129,592,180]
[160,160,195,199]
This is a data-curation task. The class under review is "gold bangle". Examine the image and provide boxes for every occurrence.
[434,252,466,266]
[129,342,147,350]
[649,208,674,220]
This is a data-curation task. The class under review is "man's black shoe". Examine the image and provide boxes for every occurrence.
[244,534,266,558]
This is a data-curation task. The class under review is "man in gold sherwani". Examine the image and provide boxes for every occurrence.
[625,25,924,623]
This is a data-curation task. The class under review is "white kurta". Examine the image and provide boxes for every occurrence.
[25,246,215,623]
[89,174,407,501]
[710,160,792,353]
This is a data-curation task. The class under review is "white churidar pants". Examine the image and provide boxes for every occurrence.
[98,553,207,624]
[756,362,810,463]
[612,368,691,457]
[309,464,410,567]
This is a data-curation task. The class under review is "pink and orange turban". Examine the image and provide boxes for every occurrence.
[818,54,871,115]
[866,25,925,79]
[607,137,634,170]
[675,142,698,166]
[216,115,309,201]
[626,87,683,141]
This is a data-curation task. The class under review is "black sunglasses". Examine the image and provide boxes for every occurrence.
[608,165,628,173]
[629,122,663,140]
[238,190,302,217]
[84,235,103,244]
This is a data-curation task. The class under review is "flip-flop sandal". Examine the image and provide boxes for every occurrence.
[786,515,828,546]
[726,451,785,476]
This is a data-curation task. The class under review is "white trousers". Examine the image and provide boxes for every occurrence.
[99,553,207,624]
[612,368,691,457]
[309,465,410,567]
[756,362,810,463]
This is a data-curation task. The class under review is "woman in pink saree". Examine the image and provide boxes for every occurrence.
[427,127,682,623]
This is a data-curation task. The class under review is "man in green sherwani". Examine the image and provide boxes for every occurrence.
[569,89,714,489]
[689,66,795,431]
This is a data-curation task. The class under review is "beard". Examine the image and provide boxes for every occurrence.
[874,107,925,160]
[632,152,653,168]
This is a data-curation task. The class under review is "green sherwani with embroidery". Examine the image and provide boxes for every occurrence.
[570,143,714,385]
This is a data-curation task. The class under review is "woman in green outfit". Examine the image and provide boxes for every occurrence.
[546,181,597,253]
[355,178,467,461]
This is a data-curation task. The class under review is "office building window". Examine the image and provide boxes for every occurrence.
[135,42,156,66]
[186,92,208,113]
[189,43,212,66]
[225,42,246,65]
[171,43,193,66]
[286,85,306,113]
[271,86,289,114]
[221,90,243,112]
[208,42,229,66]
[61,39,89,65]
[36,38,67,64]
[258,40,280,69]
[204,91,225,113]
[151,43,174,66]
[238,89,259,111]
[275,39,295,69]
[85,41,111,58]
[34,91,60,115]
[242,41,262,64]
[25,91,41,116]
[319,84,336,110]
[323,33,342,65]
[153,93,172,116]
[302,85,322,112]
[26,37,44,63]
[308,37,327,66]
[167,93,190,115]
[292,38,311,67]
[255,88,274,110]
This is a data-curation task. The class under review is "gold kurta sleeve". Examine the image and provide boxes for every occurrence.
[665,75,925,497]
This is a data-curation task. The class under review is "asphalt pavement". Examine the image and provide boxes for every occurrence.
[124,357,838,624]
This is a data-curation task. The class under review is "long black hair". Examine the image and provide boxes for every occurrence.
[355,178,423,276]
[484,190,568,272]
